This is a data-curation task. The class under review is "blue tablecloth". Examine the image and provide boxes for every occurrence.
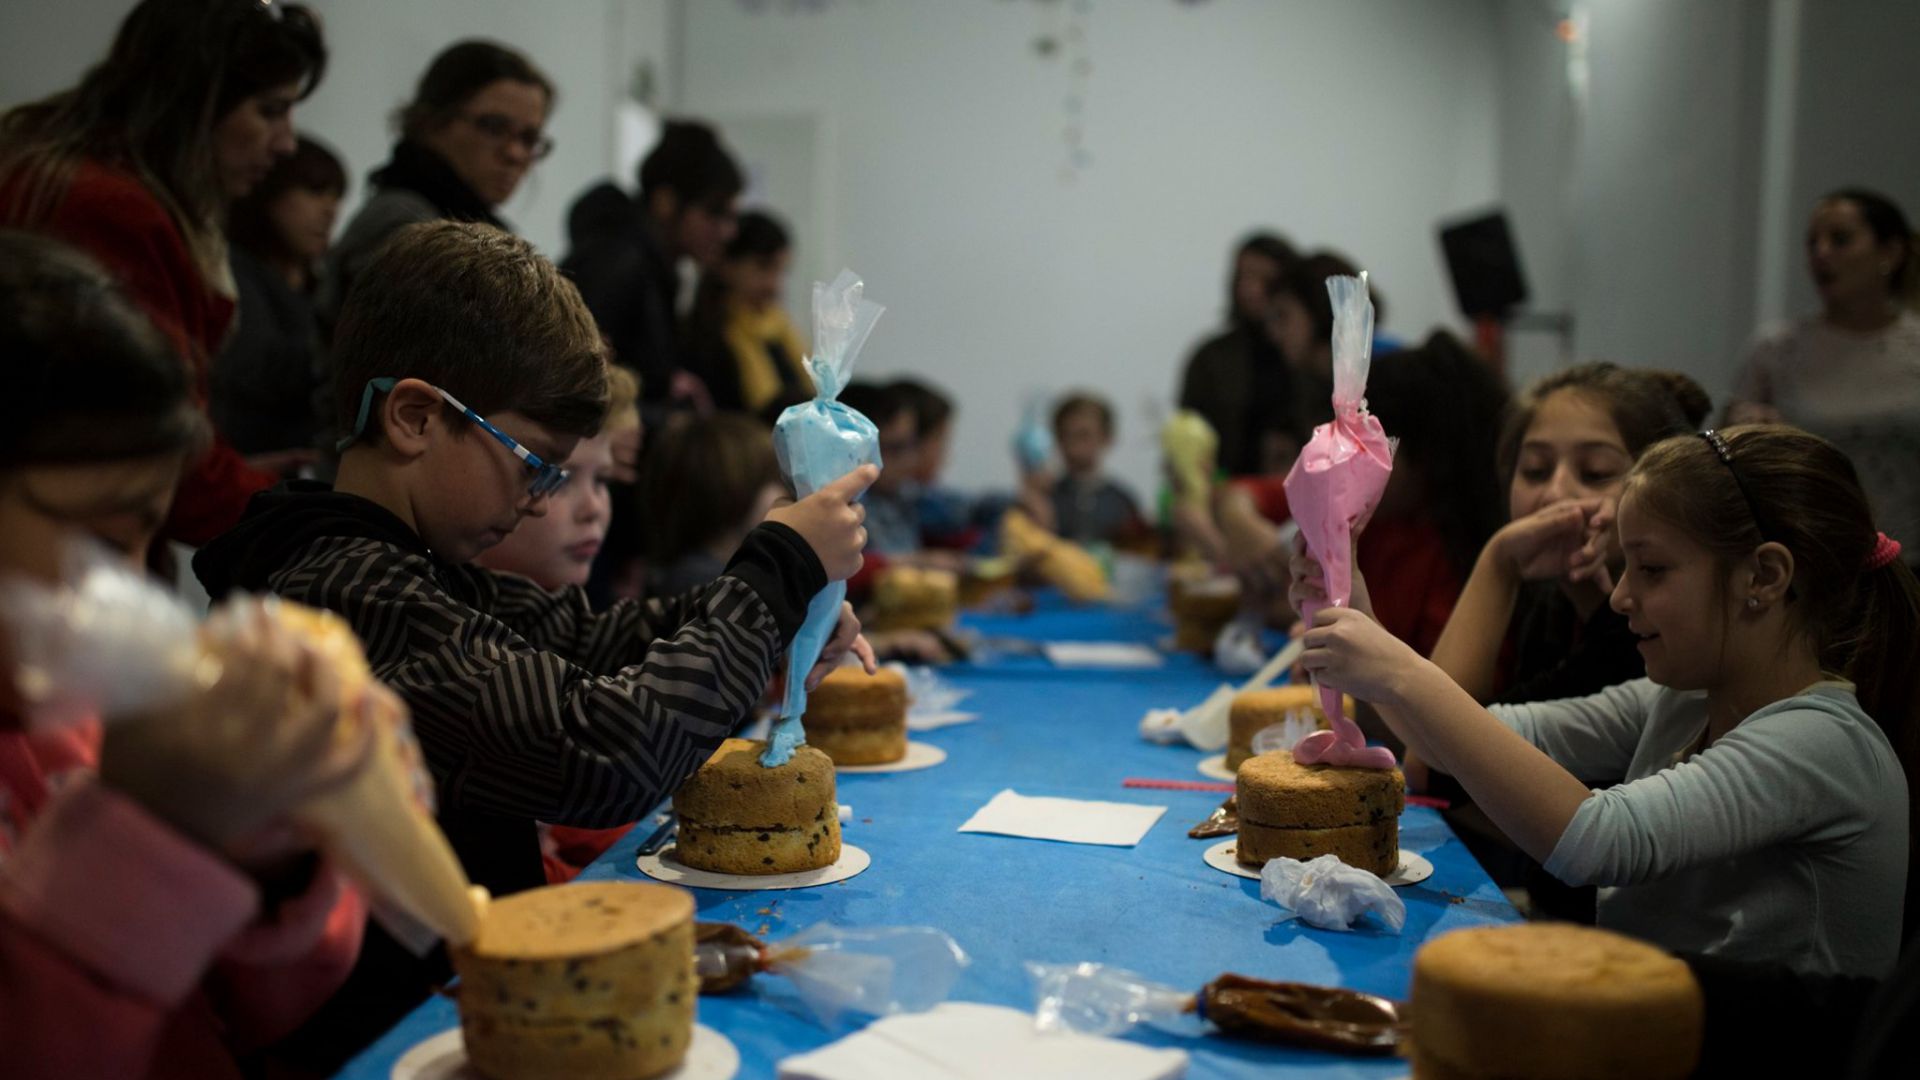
[339,596,1518,1079]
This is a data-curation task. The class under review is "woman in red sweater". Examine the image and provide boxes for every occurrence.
[0,0,327,545]
[0,232,368,1080]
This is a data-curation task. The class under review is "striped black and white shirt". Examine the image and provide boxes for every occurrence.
[196,483,824,891]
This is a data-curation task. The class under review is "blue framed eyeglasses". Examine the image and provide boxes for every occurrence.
[338,377,569,498]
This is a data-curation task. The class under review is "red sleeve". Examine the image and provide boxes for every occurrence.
[207,863,366,1051]
[0,781,257,1080]
[846,550,890,604]
[30,166,275,544]
[166,434,276,546]
[0,778,365,1075]
[1231,475,1292,524]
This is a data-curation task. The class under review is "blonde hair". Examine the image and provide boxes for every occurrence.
[604,366,640,434]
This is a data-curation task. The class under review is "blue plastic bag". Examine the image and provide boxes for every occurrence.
[764,270,885,767]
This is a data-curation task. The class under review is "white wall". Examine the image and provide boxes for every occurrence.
[0,0,676,258]
[1780,0,1920,320]
[675,0,1504,496]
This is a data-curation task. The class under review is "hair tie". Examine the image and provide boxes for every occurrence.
[1866,531,1903,571]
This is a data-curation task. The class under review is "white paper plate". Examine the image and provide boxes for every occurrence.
[835,740,947,773]
[1201,838,1433,887]
[637,842,870,891]
[1196,753,1236,781]
[391,1023,738,1080]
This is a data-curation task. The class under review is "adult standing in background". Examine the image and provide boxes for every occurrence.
[0,0,327,546]
[563,119,744,415]
[322,40,553,328]
[1177,232,1298,476]
[214,134,344,458]
[1728,188,1920,552]
[683,208,812,414]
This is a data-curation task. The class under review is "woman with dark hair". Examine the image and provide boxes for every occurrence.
[1729,188,1920,552]
[1178,231,1299,475]
[323,39,555,326]
[683,209,813,413]
[0,0,327,545]
[0,231,366,1080]
[213,134,345,456]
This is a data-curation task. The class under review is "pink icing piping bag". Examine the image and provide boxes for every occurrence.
[1282,271,1397,769]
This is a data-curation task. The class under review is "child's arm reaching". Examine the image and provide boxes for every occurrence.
[1426,498,1607,701]
[1300,607,1595,862]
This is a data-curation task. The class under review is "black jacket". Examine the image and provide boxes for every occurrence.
[560,181,681,401]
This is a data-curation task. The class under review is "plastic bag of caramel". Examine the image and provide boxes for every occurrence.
[697,921,968,1025]
[1028,961,1401,1055]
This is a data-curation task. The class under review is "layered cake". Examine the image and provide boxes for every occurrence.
[1169,572,1242,652]
[1409,924,1703,1079]
[1234,750,1403,876]
[1226,686,1354,770]
[451,882,696,1080]
[802,665,909,765]
[869,566,960,631]
[671,738,841,874]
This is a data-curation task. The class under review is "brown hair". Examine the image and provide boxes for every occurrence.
[0,0,324,266]
[1497,362,1711,485]
[397,40,553,142]
[0,231,207,467]
[1624,426,1920,809]
[331,220,608,445]
[637,412,779,565]
[1820,188,1917,304]
[226,133,345,267]
[1053,393,1116,438]
[1274,250,1389,340]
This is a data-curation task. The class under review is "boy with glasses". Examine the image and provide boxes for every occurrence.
[196,220,875,902]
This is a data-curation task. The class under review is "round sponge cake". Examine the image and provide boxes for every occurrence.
[671,738,840,874]
[1169,574,1241,652]
[870,567,960,631]
[1235,750,1403,876]
[452,882,696,1080]
[1226,685,1354,769]
[1409,923,1703,1079]
[803,666,909,765]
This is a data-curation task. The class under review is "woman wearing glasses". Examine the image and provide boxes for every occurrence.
[0,0,327,547]
[323,40,554,332]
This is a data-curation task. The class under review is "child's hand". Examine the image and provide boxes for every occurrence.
[1285,532,1374,619]
[1490,499,1604,582]
[1298,606,1422,706]
[1567,497,1619,594]
[805,602,876,690]
[765,465,879,581]
[99,601,371,859]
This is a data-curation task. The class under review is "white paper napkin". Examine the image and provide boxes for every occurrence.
[776,1002,1188,1080]
[958,789,1167,847]
[1042,641,1165,669]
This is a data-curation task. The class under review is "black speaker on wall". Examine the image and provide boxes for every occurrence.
[1440,210,1529,319]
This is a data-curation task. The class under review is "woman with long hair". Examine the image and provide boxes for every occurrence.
[0,0,327,546]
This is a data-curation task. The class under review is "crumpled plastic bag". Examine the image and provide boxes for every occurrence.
[1281,273,1397,770]
[1027,961,1203,1038]
[1212,616,1265,675]
[767,270,885,766]
[1259,853,1405,933]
